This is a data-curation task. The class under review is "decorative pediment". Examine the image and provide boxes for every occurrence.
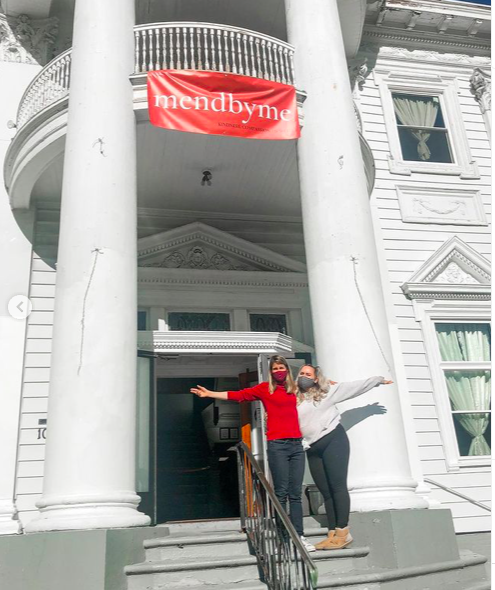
[401,236,491,300]
[137,222,306,273]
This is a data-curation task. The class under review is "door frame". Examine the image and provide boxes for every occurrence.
[136,331,313,523]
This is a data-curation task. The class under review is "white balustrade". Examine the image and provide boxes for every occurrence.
[16,22,296,129]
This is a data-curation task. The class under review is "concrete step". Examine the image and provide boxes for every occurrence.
[144,531,250,560]
[125,554,261,589]
[316,550,488,589]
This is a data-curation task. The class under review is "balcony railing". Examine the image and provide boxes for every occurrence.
[16,22,296,129]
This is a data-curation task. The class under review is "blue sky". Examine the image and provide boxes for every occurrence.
[455,0,491,5]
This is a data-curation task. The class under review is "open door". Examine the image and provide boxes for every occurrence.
[136,351,157,524]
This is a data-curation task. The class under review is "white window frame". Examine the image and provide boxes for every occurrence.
[375,70,479,179]
[413,299,491,470]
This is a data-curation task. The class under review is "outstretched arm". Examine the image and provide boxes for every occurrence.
[330,377,392,405]
[190,385,229,400]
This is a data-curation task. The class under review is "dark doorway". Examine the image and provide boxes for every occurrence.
[156,377,241,522]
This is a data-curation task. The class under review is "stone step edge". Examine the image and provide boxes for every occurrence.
[316,552,488,588]
[126,546,370,575]
[144,531,247,548]
[143,527,329,549]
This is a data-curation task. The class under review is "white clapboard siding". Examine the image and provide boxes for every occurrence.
[361,50,491,533]
[15,253,54,527]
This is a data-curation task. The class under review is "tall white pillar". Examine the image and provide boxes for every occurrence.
[285,0,427,511]
[25,0,150,531]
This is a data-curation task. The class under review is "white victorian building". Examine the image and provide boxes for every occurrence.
[0,0,491,589]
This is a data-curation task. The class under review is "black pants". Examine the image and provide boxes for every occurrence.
[267,438,305,536]
[307,424,351,531]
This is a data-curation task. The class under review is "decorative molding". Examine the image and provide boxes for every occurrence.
[0,14,58,64]
[396,185,488,226]
[401,236,491,301]
[348,56,370,93]
[138,267,309,289]
[138,222,307,273]
[470,68,491,114]
[137,330,294,355]
[361,32,491,62]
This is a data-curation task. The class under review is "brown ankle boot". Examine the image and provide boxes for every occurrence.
[314,530,336,550]
[326,526,353,549]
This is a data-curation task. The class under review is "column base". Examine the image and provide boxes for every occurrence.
[0,501,21,535]
[349,477,429,512]
[24,492,151,533]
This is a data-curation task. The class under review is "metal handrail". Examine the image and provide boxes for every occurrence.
[236,442,318,590]
[424,477,491,512]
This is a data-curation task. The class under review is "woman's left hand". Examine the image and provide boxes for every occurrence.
[382,379,393,385]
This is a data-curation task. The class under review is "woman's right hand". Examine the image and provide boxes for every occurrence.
[190,385,212,398]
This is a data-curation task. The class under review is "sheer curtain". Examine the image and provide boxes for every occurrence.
[436,324,491,456]
[393,95,439,161]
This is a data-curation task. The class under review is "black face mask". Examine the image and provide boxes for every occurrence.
[298,376,317,391]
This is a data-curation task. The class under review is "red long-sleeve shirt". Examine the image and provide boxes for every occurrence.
[228,382,302,441]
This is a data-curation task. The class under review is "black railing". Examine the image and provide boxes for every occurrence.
[236,442,318,590]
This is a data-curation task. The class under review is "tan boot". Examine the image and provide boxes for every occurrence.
[314,530,336,550]
[326,526,353,549]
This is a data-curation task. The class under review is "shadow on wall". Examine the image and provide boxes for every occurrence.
[340,402,387,431]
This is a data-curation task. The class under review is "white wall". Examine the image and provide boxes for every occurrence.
[0,61,39,533]
[360,47,491,533]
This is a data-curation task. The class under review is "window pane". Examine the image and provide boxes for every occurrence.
[168,312,230,331]
[435,323,491,362]
[392,93,453,163]
[452,412,491,457]
[393,94,445,128]
[250,314,288,334]
[137,310,147,331]
[397,128,453,163]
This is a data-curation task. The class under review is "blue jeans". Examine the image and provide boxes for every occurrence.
[267,438,305,536]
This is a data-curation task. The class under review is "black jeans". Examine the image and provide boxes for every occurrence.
[307,424,351,531]
[267,438,305,536]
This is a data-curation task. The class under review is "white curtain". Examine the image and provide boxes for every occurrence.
[436,324,491,456]
[393,95,439,161]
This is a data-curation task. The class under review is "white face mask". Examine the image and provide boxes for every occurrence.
[297,376,317,391]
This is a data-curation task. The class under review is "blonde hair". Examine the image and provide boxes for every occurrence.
[296,365,331,404]
[268,355,297,395]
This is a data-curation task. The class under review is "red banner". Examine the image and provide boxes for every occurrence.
[147,70,300,140]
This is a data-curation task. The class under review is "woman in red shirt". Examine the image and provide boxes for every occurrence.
[191,354,315,552]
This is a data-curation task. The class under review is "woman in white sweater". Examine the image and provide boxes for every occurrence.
[296,364,392,550]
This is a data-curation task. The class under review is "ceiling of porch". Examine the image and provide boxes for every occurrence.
[31,120,302,218]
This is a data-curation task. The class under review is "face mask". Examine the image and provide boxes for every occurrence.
[272,370,288,384]
[298,376,316,391]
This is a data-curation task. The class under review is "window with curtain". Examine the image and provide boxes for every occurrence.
[435,323,491,457]
[392,93,453,164]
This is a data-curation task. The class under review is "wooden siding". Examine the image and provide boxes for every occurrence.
[14,250,54,526]
[361,50,491,533]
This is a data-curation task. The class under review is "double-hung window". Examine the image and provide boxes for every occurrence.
[374,69,479,178]
[392,93,453,164]
[434,323,491,458]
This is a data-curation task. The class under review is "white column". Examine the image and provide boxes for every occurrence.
[285,0,427,511]
[25,0,150,531]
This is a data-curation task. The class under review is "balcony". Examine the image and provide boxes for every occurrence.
[5,21,375,212]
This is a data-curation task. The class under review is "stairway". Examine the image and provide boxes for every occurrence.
[125,518,489,590]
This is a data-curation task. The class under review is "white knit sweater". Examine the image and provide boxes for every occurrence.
[297,376,384,446]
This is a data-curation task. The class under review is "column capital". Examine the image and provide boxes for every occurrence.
[470,67,491,114]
